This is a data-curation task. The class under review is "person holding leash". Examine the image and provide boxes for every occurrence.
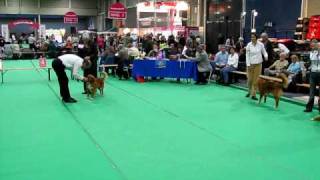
[52,54,91,103]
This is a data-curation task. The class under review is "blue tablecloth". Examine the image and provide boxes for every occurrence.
[132,58,198,81]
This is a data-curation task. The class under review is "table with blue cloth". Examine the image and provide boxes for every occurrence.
[132,58,198,81]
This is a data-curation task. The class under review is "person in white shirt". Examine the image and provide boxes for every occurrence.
[52,54,91,103]
[128,43,140,59]
[246,33,268,100]
[28,34,36,51]
[305,40,320,112]
[278,43,290,56]
[220,46,238,85]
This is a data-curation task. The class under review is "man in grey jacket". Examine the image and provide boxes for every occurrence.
[194,44,212,85]
[305,40,320,112]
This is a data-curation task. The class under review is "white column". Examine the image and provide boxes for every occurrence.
[137,5,140,35]
[97,0,105,31]
[38,14,41,39]
[240,0,246,38]
[154,0,157,34]
[197,0,200,26]
[304,0,308,17]
[203,0,207,44]
[38,0,41,39]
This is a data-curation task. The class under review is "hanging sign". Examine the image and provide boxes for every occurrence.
[8,19,39,29]
[108,2,127,20]
[64,11,78,24]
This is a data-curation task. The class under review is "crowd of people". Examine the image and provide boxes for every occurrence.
[1,31,320,112]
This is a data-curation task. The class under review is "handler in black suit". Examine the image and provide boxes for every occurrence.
[260,33,274,73]
[82,39,98,94]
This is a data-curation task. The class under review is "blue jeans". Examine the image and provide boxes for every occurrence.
[221,66,236,83]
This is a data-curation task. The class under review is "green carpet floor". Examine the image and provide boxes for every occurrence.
[1,60,320,180]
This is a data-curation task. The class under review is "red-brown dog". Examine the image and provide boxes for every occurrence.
[86,72,108,98]
[257,73,288,108]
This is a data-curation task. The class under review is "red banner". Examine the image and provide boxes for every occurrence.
[108,2,127,20]
[8,19,39,29]
[64,11,78,24]
[307,15,320,40]
[144,1,177,8]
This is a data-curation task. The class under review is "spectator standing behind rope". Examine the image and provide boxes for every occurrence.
[0,36,5,56]
[235,37,246,71]
[245,33,268,100]
[117,44,130,80]
[82,39,98,94]
[143,35,154,55]
[97,34,105,53]
[28,34,36,51]
[260,33,274,72]
[305,40,320,112]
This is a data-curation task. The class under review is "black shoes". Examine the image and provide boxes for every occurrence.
[63,97,77,103]
[245,93,257,100]
[246,93,258,101]
[304,108,312,113]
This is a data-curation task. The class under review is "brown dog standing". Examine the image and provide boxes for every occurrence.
[257,73,288,108]
[86,72,108,98]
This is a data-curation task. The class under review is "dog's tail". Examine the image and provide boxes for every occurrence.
[277,73,289,89]
[99,71,108,80]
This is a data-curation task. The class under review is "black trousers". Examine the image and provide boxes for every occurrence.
[197,71,209,83]
[52,59,71,101]
[117,59,130,80]
[83,60,97,92]
[307,72,320,109]
[306,72,320,109]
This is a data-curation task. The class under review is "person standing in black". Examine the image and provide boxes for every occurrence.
[143,35,154,55]
[260,33,274,73]
[0,36,5,55]
[117,44,130,80]
[235,37,246,71]
[178,34,186,48]
[304,40,320,112]
[82,39,98,94]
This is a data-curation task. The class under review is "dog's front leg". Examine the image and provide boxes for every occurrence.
[100,88,104,96]
[259,94,263,104]
[92,88,96,98]
[275,97,279,109]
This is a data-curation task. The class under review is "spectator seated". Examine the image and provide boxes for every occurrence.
[264,52,288,76]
